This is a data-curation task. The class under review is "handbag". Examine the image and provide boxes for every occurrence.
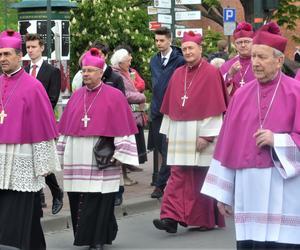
[93,136,117,170]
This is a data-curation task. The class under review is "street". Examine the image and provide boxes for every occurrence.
[45,209,236,250]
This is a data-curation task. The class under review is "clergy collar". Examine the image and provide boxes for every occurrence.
[86,82,102,92]
[258,70,281,86]
[4,66,22,77]
[187,58,202,70]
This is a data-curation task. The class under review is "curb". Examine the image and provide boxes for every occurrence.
[42,197,161,233]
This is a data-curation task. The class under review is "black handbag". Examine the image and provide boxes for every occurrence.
[93,136,116,170]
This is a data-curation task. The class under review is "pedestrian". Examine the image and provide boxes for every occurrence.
[201,22,300,249]
[207,39,229,62]
[111,48,147,185]
[148,27,185,199]
[152,31,228,233]
[24,33,64,215]
[0,29,61,250]
[57,48,139,250]
[220,22,255,96]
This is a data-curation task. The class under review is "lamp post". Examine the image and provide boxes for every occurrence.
[46,0,51,60]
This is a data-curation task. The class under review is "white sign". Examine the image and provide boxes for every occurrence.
[154,0,171,8]
[175,11,201,21]
[148,6,171,14]
[147,6,157,15]
[175,0,201,5]
[161,23,171,29]
[224,22,236,35]
[175,24,186,28]
[175,7,187,12]
[158,8,171,14]
[176,28,202,37]
[158,14,172,24]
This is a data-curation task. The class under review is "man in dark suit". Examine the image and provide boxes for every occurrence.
[25,33,63,215]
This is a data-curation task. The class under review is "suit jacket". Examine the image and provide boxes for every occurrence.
[25,61,61,109]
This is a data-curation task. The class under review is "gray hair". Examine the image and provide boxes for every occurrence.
[110,48,129,66]
[273,48,284,58]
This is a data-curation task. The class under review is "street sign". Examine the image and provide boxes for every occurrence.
[148,6,171,14]
[158,8,171,14]
[154,0,171,8]
[223,8,236,22]
[158,14,172,24]
[175,24,186,28]
[175,7,187,12]
[224,22,236,35]
[175,11,201,21]
[176,28,202,37]
[149,21,162,30]
[175,0,201,4]
[161,23,171,29]
[147,6,157,15]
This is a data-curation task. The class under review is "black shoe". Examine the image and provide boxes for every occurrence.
[153,218,178,233]
[52,189,64,215]
[90,244,104,250]
[151,187,163,199]
[114,197,123,206]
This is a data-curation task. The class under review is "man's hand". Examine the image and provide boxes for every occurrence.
[217,202,233,216]
[196,137,209,152]
[253,129,274,148]
[228,61,241,77]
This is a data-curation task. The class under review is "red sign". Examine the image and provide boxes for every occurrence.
[149,21,161,30]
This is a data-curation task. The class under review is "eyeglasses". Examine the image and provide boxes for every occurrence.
[81,68,101,73]
[235,40,252,46]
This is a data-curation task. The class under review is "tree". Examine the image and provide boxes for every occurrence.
[70,0,154,91]
[0,0,18,31]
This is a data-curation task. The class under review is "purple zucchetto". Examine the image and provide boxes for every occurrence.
[0,30,22,50]
[233,22,254,40]
[81,48,105,69]
[181,31,202,45]
[252,22,287,53]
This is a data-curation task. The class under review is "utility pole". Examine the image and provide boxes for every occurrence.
[253,0,264,30]
[171,0,176,42]
[46,0,52,60]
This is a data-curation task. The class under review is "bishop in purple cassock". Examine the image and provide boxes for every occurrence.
[202,22,300,249]
[57,48,139,250]
[220,22,256,96]
[152,31,228,234]
[0,30,61,250]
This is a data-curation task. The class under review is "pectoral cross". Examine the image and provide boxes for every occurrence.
[181,94,188,107]
[81,113,90,128]
[240,79,245,86]
[0,110,7,124]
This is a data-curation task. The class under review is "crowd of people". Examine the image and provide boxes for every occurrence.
[0,18,300,250]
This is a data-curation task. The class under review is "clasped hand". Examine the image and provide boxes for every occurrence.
[253,128,274,148]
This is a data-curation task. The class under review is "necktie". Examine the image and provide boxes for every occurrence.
[31,64,37,78]
[161,57,166,66]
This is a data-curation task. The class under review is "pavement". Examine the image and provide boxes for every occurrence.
[41,146,162,233]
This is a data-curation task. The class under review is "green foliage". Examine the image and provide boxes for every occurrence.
[70,0,155,89]
[0,0,18,31]
[201,28,223,57]
[273,0,300,42]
